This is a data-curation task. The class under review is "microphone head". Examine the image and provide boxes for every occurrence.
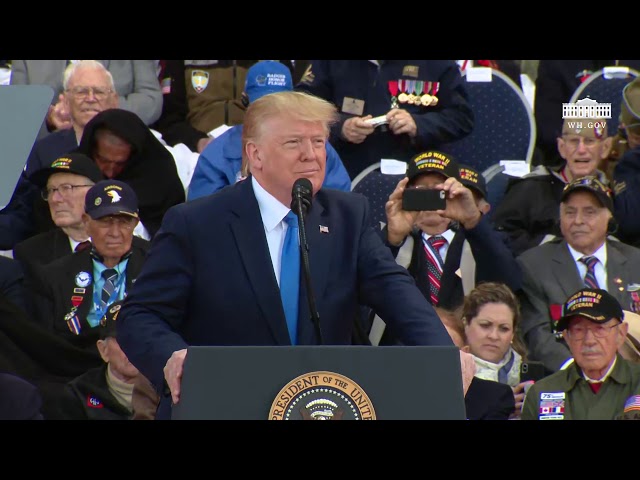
[291,178,313,214]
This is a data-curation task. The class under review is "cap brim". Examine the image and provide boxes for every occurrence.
[88,206,139,220]
[556,312,609,331]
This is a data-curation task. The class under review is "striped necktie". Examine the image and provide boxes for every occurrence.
[425,235,447,305]
[101,268,118,309]
[580,256,599,289]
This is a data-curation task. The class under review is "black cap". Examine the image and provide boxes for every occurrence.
[459,164,487,199]
[406,151,460,183]
[555,288,623,332]
[85,180,139,220]
[561,176,613,212]
[99,300,123,339]
[29,153,104,188]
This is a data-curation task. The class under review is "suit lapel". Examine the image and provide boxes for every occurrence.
[230,180,290,344]
[606,241,630,307]
[551,241,584,299]
[438,231,464,309]
[53,228,73,259]
[296,199,331,344]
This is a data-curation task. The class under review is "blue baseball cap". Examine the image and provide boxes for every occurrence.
[85,180,139,219]
[245,61,293,103]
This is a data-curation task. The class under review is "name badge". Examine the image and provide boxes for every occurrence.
[403,65,419,78]
[341,97,365,116]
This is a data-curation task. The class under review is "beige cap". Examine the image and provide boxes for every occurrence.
[620,78,640,126]
[620,310,640,363]
[562,117,608,138]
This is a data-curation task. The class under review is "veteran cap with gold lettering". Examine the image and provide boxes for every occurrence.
[560,175,614,212]
[406,150,460,183]
[555,288,623,332]
[29,152,104,188]
[459,164,487,199]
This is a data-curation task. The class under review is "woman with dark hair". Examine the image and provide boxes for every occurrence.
[460,282,539,417]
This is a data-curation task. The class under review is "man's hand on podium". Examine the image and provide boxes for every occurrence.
[164,349,187,405]
[459,349,476,397]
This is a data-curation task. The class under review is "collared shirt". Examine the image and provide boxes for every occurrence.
[567,242,608,290]
[252,176,293,287]
[421,229,455,265]
[583,355,617,383]
[68,236,91,252]
[86,258,130,327]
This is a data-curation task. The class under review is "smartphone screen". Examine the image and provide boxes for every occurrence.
[402,188,446,211]
[520,361,547,382]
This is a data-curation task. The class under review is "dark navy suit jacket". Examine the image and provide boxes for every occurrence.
[118,177,453,418]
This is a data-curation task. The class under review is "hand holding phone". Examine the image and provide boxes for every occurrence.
[402,187,446,211]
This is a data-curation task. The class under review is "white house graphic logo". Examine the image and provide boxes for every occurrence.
[562,97,612,119]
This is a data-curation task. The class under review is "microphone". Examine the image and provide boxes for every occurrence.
[291,178,312,216]
[290,178,322,344]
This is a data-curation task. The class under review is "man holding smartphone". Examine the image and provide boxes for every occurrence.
[377,151,522,345]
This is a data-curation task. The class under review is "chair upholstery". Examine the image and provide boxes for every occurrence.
[351,162,405,231]
[568,67,640,135]
[441,68,536,173]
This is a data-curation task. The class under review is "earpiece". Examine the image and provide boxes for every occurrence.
[241,92,250,108]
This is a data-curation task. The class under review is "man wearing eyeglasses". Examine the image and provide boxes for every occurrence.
[27,180,149,355]
[521,287,640,420]
[516,175,640,373]
[0,61,120,250]
[13,153,103,281]
[493,117,612,257]
[612,78,640,248]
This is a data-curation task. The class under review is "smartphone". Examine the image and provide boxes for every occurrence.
[520,361,547,382]
[402,188,446,211]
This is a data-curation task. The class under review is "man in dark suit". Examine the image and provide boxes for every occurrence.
[374,154,522,345]
[117,91,458,419]
[28,180,149,356]
[14,153,104,280]
[517,175,640,372]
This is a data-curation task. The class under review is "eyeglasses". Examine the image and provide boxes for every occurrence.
[566,322,620,340]
[562,136,600,149]
[66,86,113,100]
[94,215,137,229]
[42,183,93,201]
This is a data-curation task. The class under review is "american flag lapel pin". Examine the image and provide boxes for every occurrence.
[319,225,329,234]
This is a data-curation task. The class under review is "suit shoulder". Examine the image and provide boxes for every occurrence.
[517,239,564,262]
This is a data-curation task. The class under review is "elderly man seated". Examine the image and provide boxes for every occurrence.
[517,175,640,372]
[522,288,640,420]
[27,180,149,356]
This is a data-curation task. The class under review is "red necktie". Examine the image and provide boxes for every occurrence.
[589,382,603,394]
[425,235,447,305]
[74,240,91,253]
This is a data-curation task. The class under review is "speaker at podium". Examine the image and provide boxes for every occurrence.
[171,345,467,420]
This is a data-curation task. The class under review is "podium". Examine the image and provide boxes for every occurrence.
[171,345,466,420]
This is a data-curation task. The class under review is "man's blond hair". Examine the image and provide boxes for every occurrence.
[241,91,338,176]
